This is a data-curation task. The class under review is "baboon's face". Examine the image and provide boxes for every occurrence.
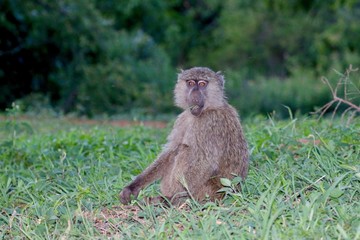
[175,67,225,117]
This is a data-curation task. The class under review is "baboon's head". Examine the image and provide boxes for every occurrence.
[175,67,225,116]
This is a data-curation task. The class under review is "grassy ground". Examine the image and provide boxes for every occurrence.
[0,114,359,239]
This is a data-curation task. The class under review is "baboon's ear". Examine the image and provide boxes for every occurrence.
[216,71,225,87]
[177,69,184,81]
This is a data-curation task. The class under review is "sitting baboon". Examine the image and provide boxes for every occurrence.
[120,67,249,205]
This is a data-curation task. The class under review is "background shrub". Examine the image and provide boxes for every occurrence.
[1,0,360,117]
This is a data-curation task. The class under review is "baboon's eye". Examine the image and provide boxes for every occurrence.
[198,81,208,87]
[187,80,196,87]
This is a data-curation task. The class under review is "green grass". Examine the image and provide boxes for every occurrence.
[0,115,359,239]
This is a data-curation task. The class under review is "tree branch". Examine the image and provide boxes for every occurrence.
[312,65,359,122]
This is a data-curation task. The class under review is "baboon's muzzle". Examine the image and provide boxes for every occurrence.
[189,89,204,116]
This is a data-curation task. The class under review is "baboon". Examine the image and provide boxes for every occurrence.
[120,67,249,205]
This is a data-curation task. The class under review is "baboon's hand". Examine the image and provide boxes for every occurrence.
[119,186,139,204]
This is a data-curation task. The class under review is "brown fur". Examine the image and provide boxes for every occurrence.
[119,67,249,205]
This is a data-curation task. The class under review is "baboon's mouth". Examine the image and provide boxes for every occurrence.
[190,105,203,116]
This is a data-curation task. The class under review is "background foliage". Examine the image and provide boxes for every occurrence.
[1,0,360,117]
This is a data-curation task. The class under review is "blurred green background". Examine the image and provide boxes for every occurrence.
[1,0,359,118]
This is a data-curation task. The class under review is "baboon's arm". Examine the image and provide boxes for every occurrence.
[119,148,176,204]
